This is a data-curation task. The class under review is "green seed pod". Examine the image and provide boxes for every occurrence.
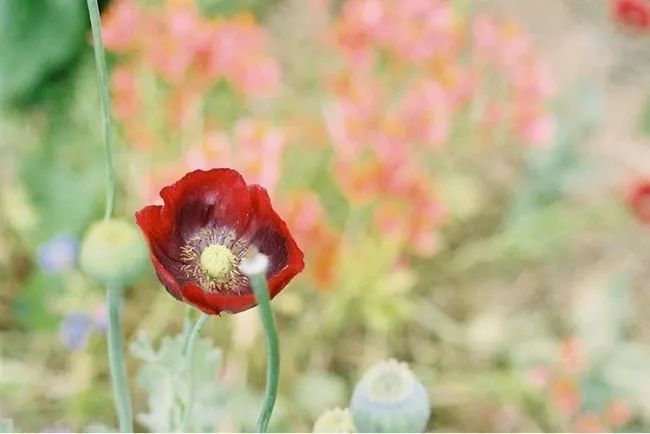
[80,219,148,286]
[313,408,357,433]
[350,359,430,433]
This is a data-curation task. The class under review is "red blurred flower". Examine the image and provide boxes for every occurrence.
[135,168,304,315]
[627,179,650,224]
[613,0,650,30]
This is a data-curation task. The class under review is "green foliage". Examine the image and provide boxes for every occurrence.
[295,372,348,419]
[130,328,227,432]
[12,272,63,331]
[509,84,603,221]
[0,0,86,103]
[18,62,106,243]
[0,419,13,433]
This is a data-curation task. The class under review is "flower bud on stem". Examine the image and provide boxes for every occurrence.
[85,0,132,432]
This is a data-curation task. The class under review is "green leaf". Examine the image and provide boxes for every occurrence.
[0,0,86,103]
[11,272,63,331]
[131,329,227,432]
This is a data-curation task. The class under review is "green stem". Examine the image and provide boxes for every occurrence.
[249,274,280,433]
[86,0,116,220]
[182,313,209,432]
[106,286,133,432]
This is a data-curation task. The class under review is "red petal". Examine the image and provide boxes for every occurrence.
[245,185,305,300]
[135,169,304,315]
[159,168,253,240]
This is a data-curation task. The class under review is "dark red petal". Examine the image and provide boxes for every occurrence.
[159,168,253,240]
[244,185,305,299]
[136,204,185,299]
[183,283,258,315]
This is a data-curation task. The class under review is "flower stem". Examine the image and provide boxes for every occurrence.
[86,0,116,221]
[106,285,133,433]
[182,312,209,432]
[249,274,280,433]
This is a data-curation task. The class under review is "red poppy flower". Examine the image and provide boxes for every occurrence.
[627,179,650,224]
[612,0,650,30]
[135,168,304,315]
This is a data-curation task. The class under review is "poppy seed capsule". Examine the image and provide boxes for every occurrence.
[350,359,430,433]
[80,219,147,286]
[313,408,357,433]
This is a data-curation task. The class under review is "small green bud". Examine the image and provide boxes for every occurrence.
[313,408,357,433]
[350,359,430,433]
[80,219,147,286]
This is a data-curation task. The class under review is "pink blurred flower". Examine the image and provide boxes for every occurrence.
[111,65,139,121]
[396,78,452,148]
[143,1,205,83]
[516,113,556,147]
[185,119,285,193]
[198,14,281,96]
[101,0,143,52]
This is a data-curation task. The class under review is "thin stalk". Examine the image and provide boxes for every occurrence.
[249,274,280,433]
[86,0,116,220]
[86,1,131,432]
[182,313,209,432]
[106,286,133,432]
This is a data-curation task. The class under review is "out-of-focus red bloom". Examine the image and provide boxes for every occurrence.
[612,0,650,30]
[135,168,304,315]
[627,179,650,224]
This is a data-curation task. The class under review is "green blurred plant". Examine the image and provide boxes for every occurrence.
[0,0,86,103]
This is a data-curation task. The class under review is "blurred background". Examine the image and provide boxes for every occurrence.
[1,0,650,431]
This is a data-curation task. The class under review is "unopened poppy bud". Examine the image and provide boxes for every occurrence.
[350,359,430,433]
[80,219,147,286]
[313,408,357,433]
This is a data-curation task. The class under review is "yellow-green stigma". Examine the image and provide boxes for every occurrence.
[199,244,236,283]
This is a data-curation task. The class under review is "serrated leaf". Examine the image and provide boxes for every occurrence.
[131,328,227,432]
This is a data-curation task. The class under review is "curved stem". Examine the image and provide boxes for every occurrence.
[106,286,133,432]
[249,274,280,433]
[182,313,209,432]
[86,0,116,220]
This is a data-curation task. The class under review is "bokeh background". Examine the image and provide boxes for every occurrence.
[1,0,650,432]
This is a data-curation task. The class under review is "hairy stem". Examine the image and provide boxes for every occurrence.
[106,286,133,432]
[249,274,280,433]
[181,312,209,432]
[86,0,116,220]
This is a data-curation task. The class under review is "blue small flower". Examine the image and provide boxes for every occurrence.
[37,235,78,274]
[59,313,93,351]
[350,359,431,433]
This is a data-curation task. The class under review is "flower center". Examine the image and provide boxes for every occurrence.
[199,243,236,283]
